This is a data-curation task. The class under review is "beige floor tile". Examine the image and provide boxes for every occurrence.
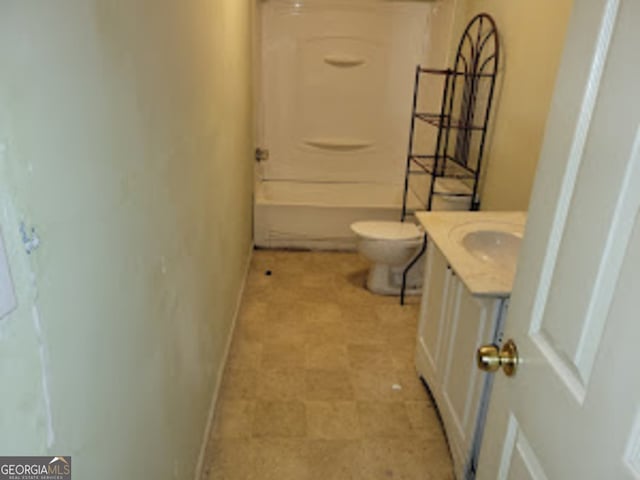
[235,300,268,340]
[358,437,455,480]
[204,439,256,480]
[250,263,336,305]
[380,322,419,348]
[289,303,345,342]
[307,439,364,480]
[256,368,306,401]
[252,401,307,437]
[305,401,361,439]
[350,369,406,401]
[347,343,395,372]
[299,285,346,304]
[306,251,368,274]
[390,343,419,372]
[242,280,290,305]
[357,401,414,438]
[304,318,348,344]
[243,271,272,292]
[395,370,430,401]
[343,318,387,344]
[298,271,340,290]
[404,401,447,441]
[304,369,355,401]
[274,276,343,304]
[248,252,272,272]
[252,438,310,480]
[305,343,349,370]
[340,302,379,323]
[343,304,387,344]
[261,317,307,344]
[287,301,343,323]
[377,305,420,347]
[376,303,421,326]
[211,400,255,439]
[332,272,382,306]
[260,342,306,370]
[226,339,262,370]
[219,369,257,400]
[204,250,453,480]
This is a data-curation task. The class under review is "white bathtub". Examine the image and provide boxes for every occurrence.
[254,180,471,250]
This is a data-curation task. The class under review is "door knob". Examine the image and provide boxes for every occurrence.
[477,339,519,377]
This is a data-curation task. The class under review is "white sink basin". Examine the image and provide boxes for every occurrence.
[447,220,524,273]
[417,211,526,296]
[461,230,522,269]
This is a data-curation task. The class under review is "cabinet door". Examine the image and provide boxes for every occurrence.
[415,245,453,393]
[439,277,502,478]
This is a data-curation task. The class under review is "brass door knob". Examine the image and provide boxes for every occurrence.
[477,339,519,377]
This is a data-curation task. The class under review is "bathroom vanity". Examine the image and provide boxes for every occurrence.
[414,211,526,480]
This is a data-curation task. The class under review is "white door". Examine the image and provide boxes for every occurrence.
[477,1,640,478]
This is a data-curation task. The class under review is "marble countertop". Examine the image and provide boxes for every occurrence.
[416,211,527,298]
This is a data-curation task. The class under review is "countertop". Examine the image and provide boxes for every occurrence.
[416,211,527,297]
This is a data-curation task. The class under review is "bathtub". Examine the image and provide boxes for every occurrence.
[254,180,471,250]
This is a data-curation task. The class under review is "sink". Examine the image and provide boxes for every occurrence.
[417,211,526,295]
[461,230,522,269]
[447,220,524,272]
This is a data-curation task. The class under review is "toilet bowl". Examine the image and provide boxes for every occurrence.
[350,221,425,295]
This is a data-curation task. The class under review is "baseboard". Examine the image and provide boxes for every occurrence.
[193,243,254,480]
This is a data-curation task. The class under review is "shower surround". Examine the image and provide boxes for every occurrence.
[255,0,454,249]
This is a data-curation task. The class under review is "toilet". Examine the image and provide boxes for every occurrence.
[350,221,425,295]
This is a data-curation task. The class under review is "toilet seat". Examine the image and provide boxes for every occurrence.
[351,221,422,241]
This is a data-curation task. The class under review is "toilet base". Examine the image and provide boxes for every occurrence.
[365,261,423,296]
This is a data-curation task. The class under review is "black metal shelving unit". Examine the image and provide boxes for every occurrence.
[400,13,500,304]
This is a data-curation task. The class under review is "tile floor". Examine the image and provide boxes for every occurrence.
[202,250,454,480]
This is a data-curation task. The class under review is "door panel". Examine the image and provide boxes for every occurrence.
[498,416,548,480]
[534,86,640,397]
[437,278,502,476]
[440,281,497,444]
[418,246,453,381]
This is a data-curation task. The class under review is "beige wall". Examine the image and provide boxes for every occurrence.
[454,0,574,210]
[0,1,254,478]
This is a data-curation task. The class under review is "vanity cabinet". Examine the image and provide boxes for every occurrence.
[416,244,507,479]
